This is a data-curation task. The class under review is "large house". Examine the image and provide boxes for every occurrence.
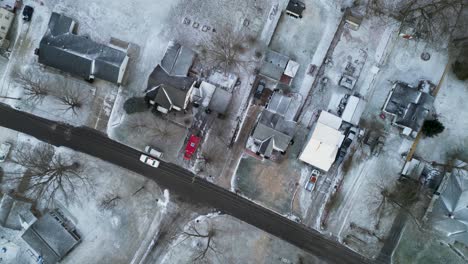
[38,12,129,85]
[382,81,435,136]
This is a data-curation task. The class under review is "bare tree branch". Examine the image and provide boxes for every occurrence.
[4,143,90,207]
[54,87,85,115]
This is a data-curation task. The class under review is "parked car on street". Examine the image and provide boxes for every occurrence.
[0,142,11,162]
[139,154,160,168]
[144,145,163,159]
[305,169,320,191]
[22,5,34,21]
[184,134,201,160]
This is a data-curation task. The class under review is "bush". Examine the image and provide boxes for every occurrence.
[453,60,468,81]
[421,119,445,137]
[123,97,148,114]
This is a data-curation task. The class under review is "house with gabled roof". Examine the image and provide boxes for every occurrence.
[38,12,129,85]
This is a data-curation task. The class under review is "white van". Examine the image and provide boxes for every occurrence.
[144,146,163,159]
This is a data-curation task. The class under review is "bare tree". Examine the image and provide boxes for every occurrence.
[54,87,85,115]
[98,192,121,210]
[178,222,219,262]
[4,143,89,207]
[367,0,467,44]
[12,71,50,105]
[199,28,257,74]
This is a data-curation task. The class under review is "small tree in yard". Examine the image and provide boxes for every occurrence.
[12,71,50,105]
[199,28,256,74]
[54,87,85,115]
[453,60,468,80]
[123,97,148,114]
[178,222,219,262]
[4,143,89,207]
[422,119,445,137]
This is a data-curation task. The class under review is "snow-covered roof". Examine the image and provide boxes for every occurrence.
[429,161,468,245]
[209,87,232,114]
[0,193,35,231]
[267,92,292,116]
[383,82,434,132]
[22,210,80,264]
[317,110,342,130]
[251,110,296,157]
[341,96,366,126]
[300,111,344,171]
[284,60,300,78]
[161,41,195,77]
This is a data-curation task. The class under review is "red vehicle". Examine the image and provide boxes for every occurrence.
[184,134,201,160]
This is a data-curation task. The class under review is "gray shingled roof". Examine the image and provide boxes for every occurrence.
[39,12,128,84]
[146,65,195,92]
[430,161,468,246]
[161,42,195,77]
[251,110,296,156]
[22,211,80,264]
[146,84,189,110]
[0,193,34,230]
[208,87,232,114]
[267,92,292,116]
[259,50,289,81]
[384,82,434,132]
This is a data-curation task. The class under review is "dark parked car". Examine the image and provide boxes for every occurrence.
[254,81,266,99]
[23,5,34,21]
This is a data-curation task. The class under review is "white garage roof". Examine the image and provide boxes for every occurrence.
[318,110,342,130]
[299,121,344,172]
[342,96,366,126]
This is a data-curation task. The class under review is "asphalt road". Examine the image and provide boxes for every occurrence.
[0,103,373,264]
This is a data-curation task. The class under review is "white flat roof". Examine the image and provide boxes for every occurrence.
[299,122,344,171]
[317,111,342,130]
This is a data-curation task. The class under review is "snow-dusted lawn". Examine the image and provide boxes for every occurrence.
[0,127,168,264]
[159,213,325,264]
[414,69,468,162]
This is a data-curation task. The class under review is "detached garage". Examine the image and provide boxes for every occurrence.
[299,111,344,172]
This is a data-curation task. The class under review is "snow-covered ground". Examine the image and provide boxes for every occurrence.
[0,1,120,130]
[158,213,325,264]
[414,66,468,163]
[0,127,168,264]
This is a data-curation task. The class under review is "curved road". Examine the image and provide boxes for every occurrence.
[0,103,373,264]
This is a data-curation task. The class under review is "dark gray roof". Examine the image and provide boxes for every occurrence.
[146,84,189,110]
[251,110,296,155]
[146,65,195,92]
[161,42,195,77]
[208,87,232,114]
[286,0,306,17]
[22,211,80,264]
[38,12,128,84]
[384,82,434,132]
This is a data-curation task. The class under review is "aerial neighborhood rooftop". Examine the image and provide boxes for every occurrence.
[0,0,467,263]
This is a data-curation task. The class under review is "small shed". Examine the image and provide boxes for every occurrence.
[284,60,300,78]
[341,96,366,126]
